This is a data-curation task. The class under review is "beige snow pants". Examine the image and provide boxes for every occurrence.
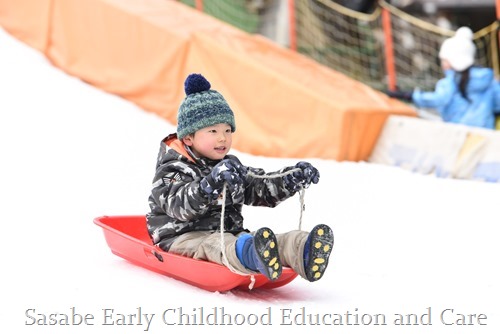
[168,229,309,279]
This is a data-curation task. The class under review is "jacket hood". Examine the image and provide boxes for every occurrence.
[466,67,494,93]
[162,133,196,164]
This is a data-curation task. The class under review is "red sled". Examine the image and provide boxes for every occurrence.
[94,215,298,292]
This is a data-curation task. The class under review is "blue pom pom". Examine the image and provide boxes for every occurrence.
[184,73,211,95]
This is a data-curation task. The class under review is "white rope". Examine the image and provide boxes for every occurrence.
[219,168,306,289]
[219,183,257,289]
[298,188,305,231]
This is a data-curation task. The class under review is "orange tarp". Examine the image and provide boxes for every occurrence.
[0,0,416,161]
[0,0,52,52]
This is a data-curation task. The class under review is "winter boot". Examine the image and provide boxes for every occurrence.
[303,224,334,282]
[235,228,282,281]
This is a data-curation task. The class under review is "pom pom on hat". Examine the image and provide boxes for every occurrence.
[177,73,236,139]
[455,26,473,40]
[184,73,211,95]
[438,26,476,72]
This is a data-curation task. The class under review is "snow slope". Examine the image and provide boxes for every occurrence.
[1,27,499,334]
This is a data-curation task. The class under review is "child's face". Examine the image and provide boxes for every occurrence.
[182,123,233,160]
[440,58,452,71]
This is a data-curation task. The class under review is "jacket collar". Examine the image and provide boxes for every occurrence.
[163,133,219,167]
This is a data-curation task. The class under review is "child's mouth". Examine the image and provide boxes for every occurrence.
[214,146,226,153]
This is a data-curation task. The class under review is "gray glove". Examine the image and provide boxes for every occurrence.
[200,159,247,199]
[283,161,320,192]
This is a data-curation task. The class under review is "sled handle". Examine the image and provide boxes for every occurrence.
[144,248,163,262]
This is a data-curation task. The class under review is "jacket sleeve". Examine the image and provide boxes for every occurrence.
[412,72,456,110]
[242,165,296,208]
[150,162,211,222]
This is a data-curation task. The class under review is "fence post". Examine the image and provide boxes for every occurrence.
[381,5,397,90]
[288,0,297,51]
[195,0,203,11]
[497,0,500,54]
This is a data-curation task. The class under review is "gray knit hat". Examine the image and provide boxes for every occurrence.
[177,73,236,139]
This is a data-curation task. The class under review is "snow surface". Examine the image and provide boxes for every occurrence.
[1,26,499,334]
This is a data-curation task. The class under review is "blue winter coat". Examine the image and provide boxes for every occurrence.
[412,67,500,129]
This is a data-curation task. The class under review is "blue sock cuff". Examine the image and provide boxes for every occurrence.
[235,233,253,263]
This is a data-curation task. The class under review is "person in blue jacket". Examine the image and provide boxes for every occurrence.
[387,26,500,129]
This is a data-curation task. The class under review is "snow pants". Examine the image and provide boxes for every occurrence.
[168,229,309,279]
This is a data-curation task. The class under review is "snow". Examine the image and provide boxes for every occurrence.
[1,26,499,333]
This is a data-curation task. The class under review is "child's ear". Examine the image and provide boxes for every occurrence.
[182,135,193,146]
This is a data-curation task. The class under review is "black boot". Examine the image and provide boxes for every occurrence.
[237,227,282,281]
[303,224,334,282]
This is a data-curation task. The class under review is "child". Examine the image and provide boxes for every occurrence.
[146,73,333,282]
[387,26,500,129]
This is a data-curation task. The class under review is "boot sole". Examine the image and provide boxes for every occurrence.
[305,224,334,282]
[253,227,282,281]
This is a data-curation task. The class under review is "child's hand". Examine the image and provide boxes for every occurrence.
[283,161,320,192]
[385,89,413,102]
[200,159,247,199]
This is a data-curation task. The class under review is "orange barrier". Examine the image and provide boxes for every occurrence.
[0,0,52,52]
[0,0,415,161]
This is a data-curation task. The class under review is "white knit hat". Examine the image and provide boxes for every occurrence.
[438,26,476,72]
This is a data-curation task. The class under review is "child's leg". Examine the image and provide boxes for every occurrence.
[169,231,251,274]
[277,224,334,282]
[276,230,308,278]
[168,231,212,257]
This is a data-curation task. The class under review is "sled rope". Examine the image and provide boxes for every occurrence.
[219,168,306,289]
[245,168,306,230]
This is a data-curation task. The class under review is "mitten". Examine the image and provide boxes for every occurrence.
[385,89,413,102]
[283,161,320,192]
[200,159,247,199]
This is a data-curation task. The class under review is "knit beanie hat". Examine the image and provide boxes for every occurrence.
[438,26,476,72]
[177,73,236,139]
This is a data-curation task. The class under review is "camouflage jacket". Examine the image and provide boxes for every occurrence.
[146,134,296,251]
